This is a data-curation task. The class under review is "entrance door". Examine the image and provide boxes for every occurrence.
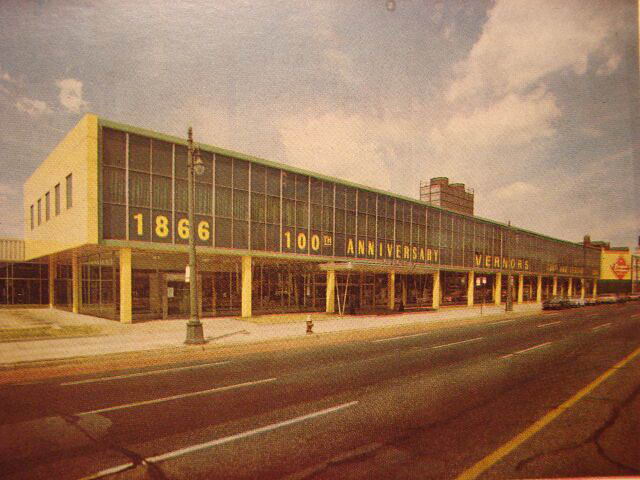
[167,280,189,316]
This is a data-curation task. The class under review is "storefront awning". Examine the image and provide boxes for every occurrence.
[319,261,439,274]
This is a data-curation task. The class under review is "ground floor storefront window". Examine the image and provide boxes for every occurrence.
[78,252,119,319]
[251,263,324,314]
[501,274,520,303]
[441,271,467,306]
[397,274,433,309]
[473,274,494,304]
[541,277,554,300]
[522,275,536,301]
[0,262,48,306]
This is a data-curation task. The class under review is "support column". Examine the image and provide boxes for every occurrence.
[48,256,56,308]
[432,271,440,309]
[326,269,336,313]
[517,274,524,304]
[119,248,132,324]
[241,256,252,318]
[536,275,542,303]
[387,272,395,310]
[72,251,80,314]
[552,275,558,295]
[580,278,585,299]
[494,273,502,305]
[467,271,475,306]
[593,280,597,297]
[401,276,407,307]
[567,278,573,297]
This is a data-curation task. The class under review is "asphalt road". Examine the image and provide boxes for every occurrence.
[0,302,639,479]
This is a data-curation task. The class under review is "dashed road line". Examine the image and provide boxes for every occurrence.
[78,378,276,415]
[61,361,230,385]
[372,332,431,343]
[631,313,640,319]
[591,323,611,332]
[430,337,484,350]
[487,319,516,326]
[82,401,359,479]
[537,321,561,328]
[501,341,552,359]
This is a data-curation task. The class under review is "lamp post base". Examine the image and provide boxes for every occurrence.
[185,321,205,345]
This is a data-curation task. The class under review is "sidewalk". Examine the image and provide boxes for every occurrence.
[0,304,541,365]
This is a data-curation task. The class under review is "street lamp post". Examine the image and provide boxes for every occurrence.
[185,127,206,344]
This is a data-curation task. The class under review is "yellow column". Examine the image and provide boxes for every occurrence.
[241,256,252,318]
[536,275,542,303]
[552,276,558,295]
[494,273,502,305]
[467,271,475,306]
[387,272,395,310]
[593,280,597,297]
[432,271,440,309]
[119,248,132,324]
[48,256,56,308]
[401,276,407,306]
[568,278,573,297]
[72,251,80,313]
[326,269,336,313]
[517,274,524,304]
[580,279,585,299]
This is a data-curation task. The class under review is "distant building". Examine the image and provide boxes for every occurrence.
[420,177,474,216]
[584,235,633,294]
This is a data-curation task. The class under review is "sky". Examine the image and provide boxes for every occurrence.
[0,0,638,248]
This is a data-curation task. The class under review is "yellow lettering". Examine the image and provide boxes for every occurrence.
[197,221,210,241]
[434,249,439,262]
[357,239,365,255]
[412,246,417,260]
[387,243,394,258]
[427,249,432,261]
[524,260,529,270]
[368,241,375,257]
[155,215,169,238]
[133,213,143,236]
[311,234,320,251]
[396,244,402,259]
[419,248,425,261]
[284,230,291,249]
[475,254,482,267]
[494,256,500,268]
[297,232,307,250]
[517,259,523,269]
[510,259,516,269]
[347,238,355,255]
[403,246,410,259]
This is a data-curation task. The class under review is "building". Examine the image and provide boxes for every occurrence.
[583,236,634,294]
[419,177,474,216]
[6,114,602,322]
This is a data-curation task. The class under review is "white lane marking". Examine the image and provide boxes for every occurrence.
[501,341,552,359]
[488,319,516,325]
[592,323,612,331]
[537,321,561,328]
[632,313,640,319]
[430,337,484,350]
[372,332,431,343]
[78,378,276,416]
[61,361,230,386]
[80,462,135,480]
[147,401,359,463]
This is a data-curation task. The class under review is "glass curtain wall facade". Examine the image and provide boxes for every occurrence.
[100,125,600,280]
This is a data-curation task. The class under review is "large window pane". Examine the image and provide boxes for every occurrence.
[129,134,150,171]
[151,139,172,176]
[103,167,126,204]
[102,128,126,167]
[129,172,150,207]
[152,175,172,210]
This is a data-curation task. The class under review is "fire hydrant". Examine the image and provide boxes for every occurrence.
[306,314,314,334]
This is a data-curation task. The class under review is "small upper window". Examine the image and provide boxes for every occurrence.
[37,198,42,225]
[54,183,60,215]
[66,174,73,209]
[45,191,50,221]
[30,205,34,230]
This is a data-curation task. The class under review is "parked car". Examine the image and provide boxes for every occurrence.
[628,293,640,302]
[597,294,618,304]
[543,296,570,310]
[567,296,586,307]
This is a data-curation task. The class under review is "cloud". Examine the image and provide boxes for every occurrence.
[15,97,52,117]
[56,78,89,113]
[446,0,622,102]
[430,88,561,152]
[494,181,538,200]
[279,110,405,191]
